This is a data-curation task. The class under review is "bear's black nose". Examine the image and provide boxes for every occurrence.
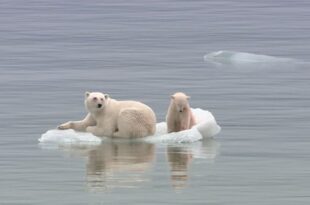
[97,104,102,108]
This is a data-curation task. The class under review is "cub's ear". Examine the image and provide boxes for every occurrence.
[186,95,191,100]
[104,94,109,99]
[85,92,90,98]
[171,95,175,100]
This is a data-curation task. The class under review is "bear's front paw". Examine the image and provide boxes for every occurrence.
[57,122,72,130]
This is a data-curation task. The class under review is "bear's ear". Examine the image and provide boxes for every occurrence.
[104,94,109,99]
[85,92,90,98]
[186,95,191,100]
[171,95,175,100]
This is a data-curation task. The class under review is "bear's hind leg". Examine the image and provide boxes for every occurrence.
[116,109,151,138]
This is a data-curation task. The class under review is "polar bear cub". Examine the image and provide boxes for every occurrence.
[58,92,156,138]
[166,92,196,133]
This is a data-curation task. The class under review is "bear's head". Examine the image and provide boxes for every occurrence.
[171,92,190,113]
[84,92,109,113]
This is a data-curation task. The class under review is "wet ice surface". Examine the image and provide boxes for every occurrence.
[1,0,310,204]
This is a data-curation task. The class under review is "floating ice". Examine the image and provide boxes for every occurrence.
[204,50,294,64]
[39,129,102,146]
[144,124,204,144]
[38,108,221,145]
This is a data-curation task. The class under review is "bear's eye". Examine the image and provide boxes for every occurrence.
[93,97,97,101]
[100,98,104,101]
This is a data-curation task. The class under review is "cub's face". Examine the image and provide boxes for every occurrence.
[84,92,109,112]
[173,97,188,113]
[171,92,190,113]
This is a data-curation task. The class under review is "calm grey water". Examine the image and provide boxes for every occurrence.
[1,0,310,204]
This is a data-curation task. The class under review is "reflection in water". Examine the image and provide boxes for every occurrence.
[39,137,219,191]
[166,137,219,190]
[86,141,155,192]
[167,146,192,189]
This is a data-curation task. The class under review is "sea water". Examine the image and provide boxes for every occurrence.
[1,0,310,204]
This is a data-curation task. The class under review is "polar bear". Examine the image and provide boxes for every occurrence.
[166,92,196,133]
[58,92,156,138]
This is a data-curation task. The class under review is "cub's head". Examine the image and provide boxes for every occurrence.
[171,92,190,113]
[84,92,109,112]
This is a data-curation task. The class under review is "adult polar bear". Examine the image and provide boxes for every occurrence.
[58,92,156,138]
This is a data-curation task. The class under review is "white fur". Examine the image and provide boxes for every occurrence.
[58,92,156,138]
[166,92,196,133]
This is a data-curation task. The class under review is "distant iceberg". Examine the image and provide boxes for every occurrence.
[39,108,221,145]
[204,50,294,64]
